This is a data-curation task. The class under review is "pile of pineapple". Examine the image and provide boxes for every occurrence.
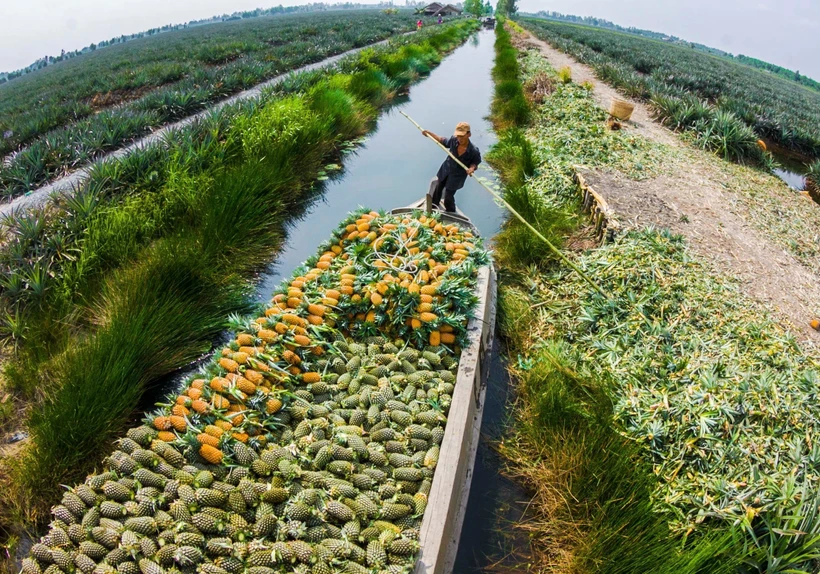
[23,209,489,574]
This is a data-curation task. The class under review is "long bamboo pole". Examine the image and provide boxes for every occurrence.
[400,111,607,297]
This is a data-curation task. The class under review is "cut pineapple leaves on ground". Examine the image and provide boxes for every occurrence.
[20,208,489,574]
[490,21,820,572]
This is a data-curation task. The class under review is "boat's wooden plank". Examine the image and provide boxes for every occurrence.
[440,265,496,574]
[413,263,497,574]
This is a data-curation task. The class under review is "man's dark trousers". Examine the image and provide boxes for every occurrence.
[429,175,457,212]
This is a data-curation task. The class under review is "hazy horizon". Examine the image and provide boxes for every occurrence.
[2,0,819,82]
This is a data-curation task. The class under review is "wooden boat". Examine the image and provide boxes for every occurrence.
[393,196,498,574]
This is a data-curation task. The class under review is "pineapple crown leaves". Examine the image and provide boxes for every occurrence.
[226,313,259,334]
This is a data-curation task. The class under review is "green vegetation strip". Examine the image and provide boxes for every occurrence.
[521,18,820,163]
[19,208,488,574]
[0,11,427,199]
[0,20,478,536]
[490,26,820,573]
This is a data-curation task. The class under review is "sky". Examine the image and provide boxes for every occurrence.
[2,0,819,80]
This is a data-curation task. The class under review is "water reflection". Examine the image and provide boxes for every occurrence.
[256,29,503,299]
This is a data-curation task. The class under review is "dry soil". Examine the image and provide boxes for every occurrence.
[521,31,820,345]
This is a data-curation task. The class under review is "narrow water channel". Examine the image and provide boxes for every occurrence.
[256,29,504,296]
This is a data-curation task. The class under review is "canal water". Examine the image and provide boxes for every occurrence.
[256,29,505,295]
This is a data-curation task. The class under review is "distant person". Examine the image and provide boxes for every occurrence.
[438,15,443,24]
[417,19,423,31]
[422,122,481,213]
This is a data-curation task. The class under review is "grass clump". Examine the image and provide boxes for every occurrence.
[491,21,530,129]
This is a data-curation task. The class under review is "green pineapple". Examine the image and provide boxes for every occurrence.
[342,561,369,574]
[370,428,396,443]
[305,525,327,544]
[124,517,156,535]
[341,520,361,540]
[134,469,166,489]
[117,561,140,574]
[359,526,380,542]
[430,427,444,445]
[154,544,177,566]
[174,532,205,548]
[323,501,355,523]
[51,505,77,525]
[379,503,411,521]
[137,559,164,574]
[269,541,293,564]
[199,564,230,574]
[191,513,223,534]
[326,461,354,477]
[99,501,127,519]
[260,487,289,504]
[91,526,120,549]
[74,553,97,574]
[173,546,203,567]
[287,541,314,564]
[195,488,227,507]
[139,538,158,559]
[30,543,53,563]
[253,514,278,538]
[204,539,233,557]
[226,491,246,514]
[78,541,107,561]
[311,562,333,574]
[126,426,157,447]
[393,468,423,482]
[103,481,133,503]
[21,558,42,574]
[319,539,349,559]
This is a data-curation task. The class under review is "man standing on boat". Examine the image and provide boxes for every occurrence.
[422,122,481,213]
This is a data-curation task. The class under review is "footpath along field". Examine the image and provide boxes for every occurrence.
[0,20,478,563]
[488,20,820,573]
[521,18,820,166]
[0,11,427,199]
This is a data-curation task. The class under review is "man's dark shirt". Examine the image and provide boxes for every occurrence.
[436,136,481,191]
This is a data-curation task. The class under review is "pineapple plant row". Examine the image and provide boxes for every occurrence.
[23,208,489,574]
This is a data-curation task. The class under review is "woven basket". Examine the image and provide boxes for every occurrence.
[609,99,634,121]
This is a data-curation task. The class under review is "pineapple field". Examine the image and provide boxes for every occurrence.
[16,208,489,574]
[521,18,820,166]
[0,10,429,199]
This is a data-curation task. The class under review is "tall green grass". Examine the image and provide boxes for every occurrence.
[0,19,479,534]
[499,292,744,572]
[491,22,530,129]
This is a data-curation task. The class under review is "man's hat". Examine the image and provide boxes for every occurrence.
[454,122,471,136]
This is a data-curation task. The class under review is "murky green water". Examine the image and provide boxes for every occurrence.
[770,150,809,190]
[256,29,504,298]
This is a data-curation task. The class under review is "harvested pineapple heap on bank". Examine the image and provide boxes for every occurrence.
[24,209,489,574]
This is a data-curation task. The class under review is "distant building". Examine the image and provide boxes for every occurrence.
[419,2,462,16]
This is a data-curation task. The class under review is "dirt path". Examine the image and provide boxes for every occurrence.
[521,32,820,344]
